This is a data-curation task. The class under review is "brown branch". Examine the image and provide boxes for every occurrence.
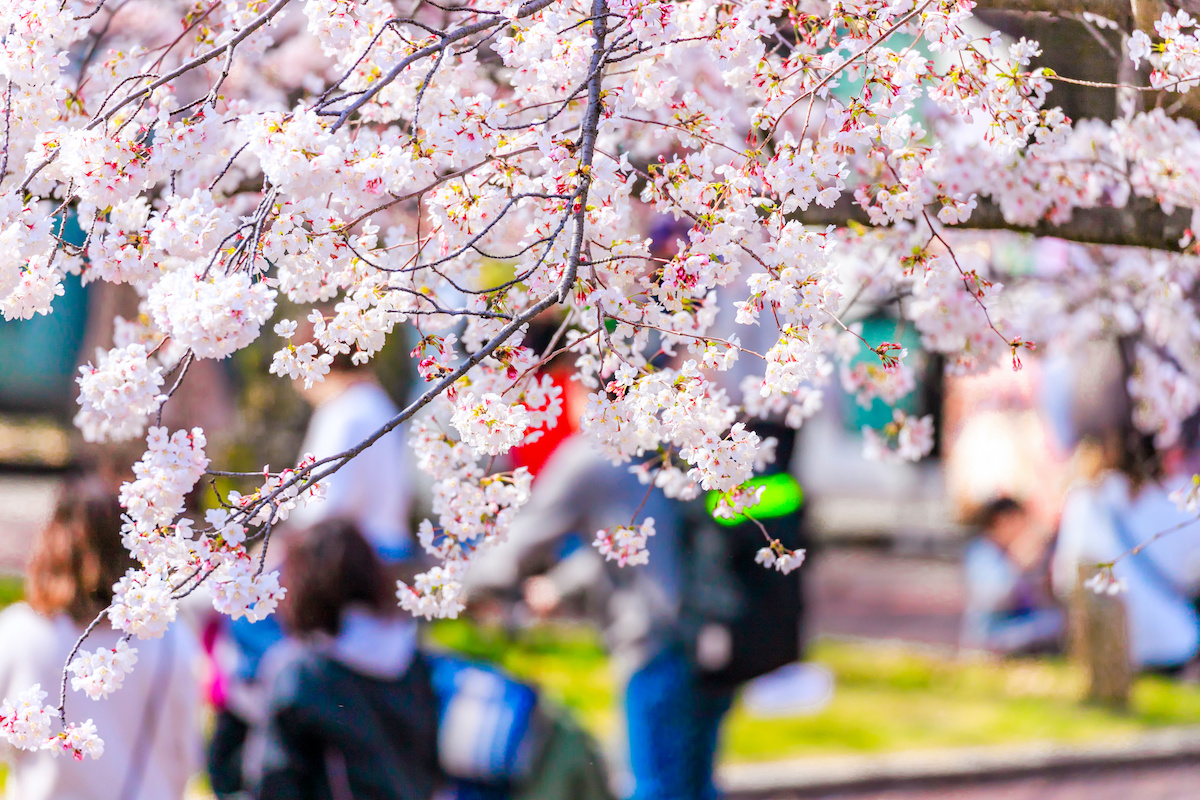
[796,194,1191,252]
[972,0,1134,23]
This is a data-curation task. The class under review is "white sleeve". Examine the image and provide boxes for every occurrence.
[963,541,1016,614]
[164,627,205,786]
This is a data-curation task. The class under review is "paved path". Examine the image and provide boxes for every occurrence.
[799,763,1200,799]
[808,547,964,646]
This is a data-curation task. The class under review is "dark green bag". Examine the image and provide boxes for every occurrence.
[512,702,614,800]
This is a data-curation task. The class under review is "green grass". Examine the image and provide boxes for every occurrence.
[0,575,22,609]
[429,620,1200,764]
[4,584,1197,769]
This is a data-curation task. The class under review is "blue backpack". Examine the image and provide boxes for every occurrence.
[427,653,543,791]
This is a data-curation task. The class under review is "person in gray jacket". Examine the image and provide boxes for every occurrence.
[467,435,733,800]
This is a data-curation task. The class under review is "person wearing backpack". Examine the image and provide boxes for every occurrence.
[206,331,421,798]
[246,519,439,800]
[467,420,808,800]
[244,517,613,800]
[677,420,810,691]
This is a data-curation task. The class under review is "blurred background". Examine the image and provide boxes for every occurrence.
[3,262,1200,800]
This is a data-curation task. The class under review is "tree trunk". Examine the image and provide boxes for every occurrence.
[1072,564,1132,708]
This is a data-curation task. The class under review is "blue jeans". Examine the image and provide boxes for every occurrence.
[624,648,734,800]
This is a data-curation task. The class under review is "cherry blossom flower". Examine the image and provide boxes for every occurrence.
[0,685,54,751]
[397,563,467,621]
[451,393,532,456]
[75,344,165,443]
[68,641,138,701]
[44,720,104,762]
[755,541,806,575]
[1084,569,1127,596]
[593,518,657,567]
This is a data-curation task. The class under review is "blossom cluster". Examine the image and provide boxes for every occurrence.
[451,393,532,456]
[119,427,209,533]
[397,562,467,621]
[1084,568,1127,596]
[0,685,103,761]
[74,344,165,443]
[862,411,938,463]
[755,540,806,576]
[1129,11,1200,94]
[111,429,309,658]
[0,685,54,751]
[146,271,277,360]
[68,641,138,701]
[593,518,657,568]
[400,348,550,616]
[1171,475,1200,514]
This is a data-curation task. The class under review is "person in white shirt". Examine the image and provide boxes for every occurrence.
[1054,439,1200,671]
[202,353,416,796]
[286,352,414,564]
[0,478,202,800]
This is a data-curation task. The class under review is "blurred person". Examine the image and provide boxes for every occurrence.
[1053,433,1200,673]
[0,477,202,800]
[246,518,439,800]
[286,341,415,564]
[203,606,287,800]
[207,338,418,795]
[508,312,581,480]
[467,430,733,800]
[960,497,1064,654]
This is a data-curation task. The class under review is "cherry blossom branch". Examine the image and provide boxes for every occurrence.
[329,0,560,131]
[56,609,108,725]
[767,0,933,141]
[605,314,768,360]
[336,146,540,232]
[1107,514,1200,568]
[19,0,292,192]
[973,0,1132,18]
[561,0,609,303]
[216,0,613,526]
[99,0,292,125]
[795,192,1191,253]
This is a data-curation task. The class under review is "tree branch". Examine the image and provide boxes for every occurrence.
[797,194,1191,252]
[972,0,1134,22]
[220,0,614,529]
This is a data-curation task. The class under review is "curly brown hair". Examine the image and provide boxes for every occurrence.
[26,478,133,625]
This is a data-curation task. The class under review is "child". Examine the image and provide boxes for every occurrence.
[961,497,1064,654]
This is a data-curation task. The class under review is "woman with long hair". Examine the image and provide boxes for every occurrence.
[0,477,202,800]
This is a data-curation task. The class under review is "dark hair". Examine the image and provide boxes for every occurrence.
[27,478,134,625]
[1115,337,1164,492]
[281,519,390,636]
[974,496,1024,531]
